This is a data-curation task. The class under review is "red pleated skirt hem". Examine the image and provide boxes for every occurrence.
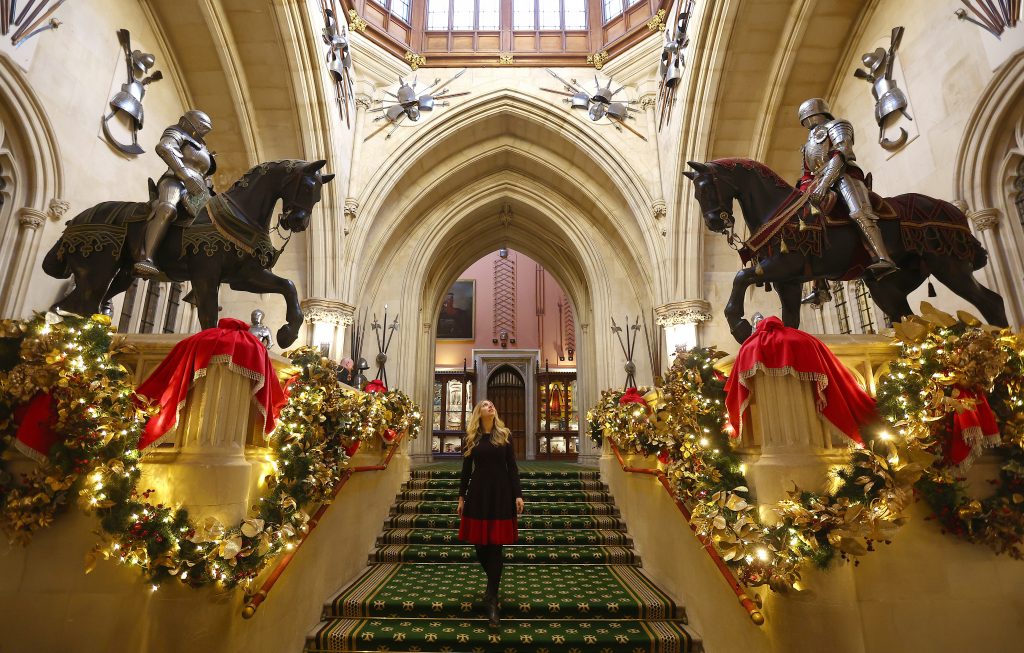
[458,516,518,545]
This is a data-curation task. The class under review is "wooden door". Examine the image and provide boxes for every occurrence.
[487,365,526,459]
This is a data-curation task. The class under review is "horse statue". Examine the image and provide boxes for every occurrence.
[683,158,1007,343]
[42,159,335,347]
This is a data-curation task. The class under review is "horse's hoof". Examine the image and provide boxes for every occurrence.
[731,319,753,344]
[277,325,298,349]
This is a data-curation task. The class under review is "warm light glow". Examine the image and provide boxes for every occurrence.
[664,323,698,358]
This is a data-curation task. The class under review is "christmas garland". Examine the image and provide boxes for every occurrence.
[876,312,1024,558]
[0,314,421,591]
[591,314,1024,591]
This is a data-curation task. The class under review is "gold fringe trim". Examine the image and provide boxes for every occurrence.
[735,361,830,433]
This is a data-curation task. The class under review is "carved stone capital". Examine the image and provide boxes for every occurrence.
[48,198,70,221]
[301,298,356,326]
[651,199,667,221]
[967,207,1001,232]
[639,94,657,111]
[355,93,373,110]
[655,300,712,326]
[344,197,359,219]
[17,207,47,230]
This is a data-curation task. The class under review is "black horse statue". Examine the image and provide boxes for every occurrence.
[683,158,1007,343]
[42,159,334,347]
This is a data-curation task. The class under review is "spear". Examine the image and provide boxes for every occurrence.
[611,115,648,141]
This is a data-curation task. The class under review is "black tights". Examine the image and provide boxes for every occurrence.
[474,544,504,597]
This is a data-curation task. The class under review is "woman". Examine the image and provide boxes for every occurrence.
[458,400,524,627]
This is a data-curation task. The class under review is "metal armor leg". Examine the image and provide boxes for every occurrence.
[133,179,183,278]
[837,174,897,276]
[801,278,833,307]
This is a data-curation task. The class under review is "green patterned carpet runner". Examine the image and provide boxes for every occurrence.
[306,462,699,652]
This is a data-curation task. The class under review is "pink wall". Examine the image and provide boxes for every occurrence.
[434,250,576,370]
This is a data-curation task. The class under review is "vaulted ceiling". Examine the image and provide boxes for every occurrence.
[144,0,872,198]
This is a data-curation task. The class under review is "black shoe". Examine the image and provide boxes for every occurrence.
[867,258,898,279]
[486,593,500,628]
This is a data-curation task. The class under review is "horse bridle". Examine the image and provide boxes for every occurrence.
[273,169,319,252]
[699,166,747,250]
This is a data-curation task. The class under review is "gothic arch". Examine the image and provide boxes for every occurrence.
[0,54,64,316]
[347,89,665,302]
[953,49,1024,325]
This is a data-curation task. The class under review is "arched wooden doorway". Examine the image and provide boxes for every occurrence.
[487,364,526,459]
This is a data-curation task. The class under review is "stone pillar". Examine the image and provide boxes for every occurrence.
[1,207,48,318]
[140,362,273,526]
[655,299,712,357]
[959,204,1023,326]
[301,298,356,360]
[738,367,867,653]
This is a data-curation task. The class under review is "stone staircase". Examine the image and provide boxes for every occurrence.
[305,462,699,652]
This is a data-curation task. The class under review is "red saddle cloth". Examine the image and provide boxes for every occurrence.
[724,317,877,445]
[136,318,288,450]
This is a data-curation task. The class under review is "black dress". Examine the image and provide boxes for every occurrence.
[458,434,523,545]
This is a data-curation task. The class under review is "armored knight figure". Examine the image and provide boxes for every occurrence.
[132,110,215,278]
[797,98,896,304]
[249,309,273,349]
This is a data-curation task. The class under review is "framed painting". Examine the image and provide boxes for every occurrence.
[437,279,474,340]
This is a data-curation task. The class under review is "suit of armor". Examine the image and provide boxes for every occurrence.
[798,98,896,276]
[132,110,214,278]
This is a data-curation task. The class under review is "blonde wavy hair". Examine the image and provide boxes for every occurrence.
[463,400,511,456]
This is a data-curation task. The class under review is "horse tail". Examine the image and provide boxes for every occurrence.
[42,237,71,278]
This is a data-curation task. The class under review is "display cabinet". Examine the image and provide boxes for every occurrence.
[535,367,578,460]
[431,364,475,457]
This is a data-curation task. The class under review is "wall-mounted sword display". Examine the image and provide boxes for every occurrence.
[350,307,371,388]
[371,306,399,388]
[853,26,912,152]
[364,70,470,141]
[2,0,67,47]
[542,69,646,141]
[318,0,355,129]
[955,0,1019,38]
[611,316,642,390]
[101,28,163,156]
[656,0,695,131]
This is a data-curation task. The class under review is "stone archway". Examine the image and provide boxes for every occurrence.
[954,50,1024,327]
[349,95,659,466]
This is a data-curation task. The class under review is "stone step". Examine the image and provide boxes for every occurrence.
[391,500,619,517]
[376,528,632,546]
[383,514,626,530]
[369,544,640,565]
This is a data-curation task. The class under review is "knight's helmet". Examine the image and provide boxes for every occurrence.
[179,109,213,139]
[797,98,833,125]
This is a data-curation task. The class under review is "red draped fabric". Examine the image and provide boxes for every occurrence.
[618,387,649,408]
[13,392,58,461]
[724,317,877,444]
[135,318,288,450]
[948,387,1000,473]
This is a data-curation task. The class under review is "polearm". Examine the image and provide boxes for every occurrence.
[612,116,648,141]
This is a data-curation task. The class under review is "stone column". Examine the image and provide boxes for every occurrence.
[655,299,712,357]
[139,360,283,526]
[959,204,1023,326]
[737,367,866,653]
[1,207,48,318]
[301,298,356,359]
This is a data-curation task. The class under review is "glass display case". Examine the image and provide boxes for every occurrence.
[431,365,475,458]
[535,368,578,460]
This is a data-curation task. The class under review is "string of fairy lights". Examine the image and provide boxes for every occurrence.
[0,313,420,591]
[589,311,1024,591]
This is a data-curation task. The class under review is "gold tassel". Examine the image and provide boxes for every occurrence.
[798,218,807,232]
[755,261,764,276]
[780,240,789,254]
